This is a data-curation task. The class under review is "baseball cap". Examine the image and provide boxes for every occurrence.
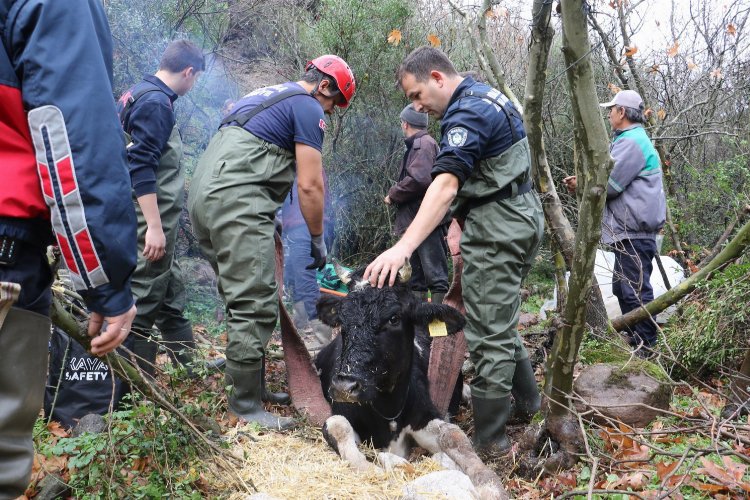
[599,89,643,109]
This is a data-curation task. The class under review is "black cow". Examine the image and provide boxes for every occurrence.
[315,263,506,499]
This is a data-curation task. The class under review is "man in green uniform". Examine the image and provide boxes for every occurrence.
[118,40,205,377]
[364,47,544,455]
[188,55,355,429]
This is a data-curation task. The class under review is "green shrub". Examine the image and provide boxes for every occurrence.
[665,263,750,378]
[34,404,206,498]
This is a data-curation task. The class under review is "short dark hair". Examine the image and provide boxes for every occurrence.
[622,104,645,124]
[301,68,340,93]
[396,46,458,87]
[159,40,206,73]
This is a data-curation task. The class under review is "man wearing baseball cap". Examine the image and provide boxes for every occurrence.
[563,89,666,357]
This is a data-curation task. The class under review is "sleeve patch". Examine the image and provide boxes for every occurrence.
[446,127,468,147]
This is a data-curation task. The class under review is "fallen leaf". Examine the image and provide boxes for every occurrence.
[656,460,679,480]
[387,29,402,46]
[556,472,577,488]
[427,33,441,47]
[688,479,728,493]
[666,473,691,489]
[667,40,680,57]
[624,46,638,57]
[46,421,69,438]
[728,23,737,35]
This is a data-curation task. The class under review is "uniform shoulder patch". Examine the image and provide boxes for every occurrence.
[319,119,327,132]
[446,127,468,147]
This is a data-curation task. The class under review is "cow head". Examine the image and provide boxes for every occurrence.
[316,261,464,404]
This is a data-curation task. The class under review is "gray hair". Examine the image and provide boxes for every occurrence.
[622,105,645,124]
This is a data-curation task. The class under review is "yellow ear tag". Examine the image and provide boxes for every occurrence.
[428,320,448,337]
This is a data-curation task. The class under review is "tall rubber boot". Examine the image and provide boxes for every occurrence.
[292,301,309,330]
[160,321,196,377]
[431,292,446,305]
[0,308,51,497]
[261,356,290,405]
[225,360,295,430]
[471,395,512,457]
[509,358,541,425]
[131,329,158,377]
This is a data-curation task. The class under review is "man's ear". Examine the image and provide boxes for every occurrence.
[316,295,343,328]
[410,303,465,335]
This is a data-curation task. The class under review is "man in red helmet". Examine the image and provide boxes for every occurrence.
[188,55,355,429]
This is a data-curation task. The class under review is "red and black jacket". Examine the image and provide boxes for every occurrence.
[1,0,137,316]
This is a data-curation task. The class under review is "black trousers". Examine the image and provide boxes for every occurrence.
[409,223,449,293]
[612,238,658,346]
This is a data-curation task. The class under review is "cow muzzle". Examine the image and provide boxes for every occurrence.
[330,374,364,403]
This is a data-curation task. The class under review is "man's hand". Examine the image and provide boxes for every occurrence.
[307,233,327,270]
[384,195,391,205]
[88,304,137,356]
[143,225,166,261]
[363,243,412,288]
[562,175,578,193]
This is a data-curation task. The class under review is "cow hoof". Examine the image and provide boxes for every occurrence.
[377,452,408,472]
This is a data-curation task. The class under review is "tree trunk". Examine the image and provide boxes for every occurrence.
[611,218,750,331]
[542,0,615,471]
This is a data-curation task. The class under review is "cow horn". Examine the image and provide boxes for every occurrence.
[398,258,411,283]
[332,258,352,285]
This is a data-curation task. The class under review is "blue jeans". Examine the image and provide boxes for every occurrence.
[283,225,320,320]
[612,238,658,346]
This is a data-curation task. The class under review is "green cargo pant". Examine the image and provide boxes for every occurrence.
[188,127,295,366]
[461,191,544,399]
[131,125,191,337]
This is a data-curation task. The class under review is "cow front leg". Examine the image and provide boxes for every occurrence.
[322,415,379,473]
[411,419,508,500]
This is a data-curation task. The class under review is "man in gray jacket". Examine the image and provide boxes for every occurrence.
[385,104,449,303]
[564,90,666,355]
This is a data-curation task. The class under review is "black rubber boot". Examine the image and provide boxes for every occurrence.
[261,356,290,405]
[225,360,295,430]
[160,321,196,377]
[0,308,51,497]
[508,358,541,425]
[131,329,158,377]
[431,292,446,305]
[471,394,512,457]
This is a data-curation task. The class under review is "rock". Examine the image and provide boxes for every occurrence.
[573,363,671,427]
[71,413,107,437]
[518,313,539,330]
[35,473,70,500]
[402,470,477,500]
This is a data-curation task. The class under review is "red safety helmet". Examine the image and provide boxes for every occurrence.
[306,55,356,108]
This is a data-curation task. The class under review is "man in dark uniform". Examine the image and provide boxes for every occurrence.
[385,103,449,303]
[365,47,544,455]
[0,0,137,494]
[118,40,205,377]
[189,55,355,430]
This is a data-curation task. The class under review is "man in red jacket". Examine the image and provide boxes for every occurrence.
[0,0,137,495]
[385,104,449,303]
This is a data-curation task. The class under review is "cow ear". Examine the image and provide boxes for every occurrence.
[316,295,343,328]
[410,303,465,335]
